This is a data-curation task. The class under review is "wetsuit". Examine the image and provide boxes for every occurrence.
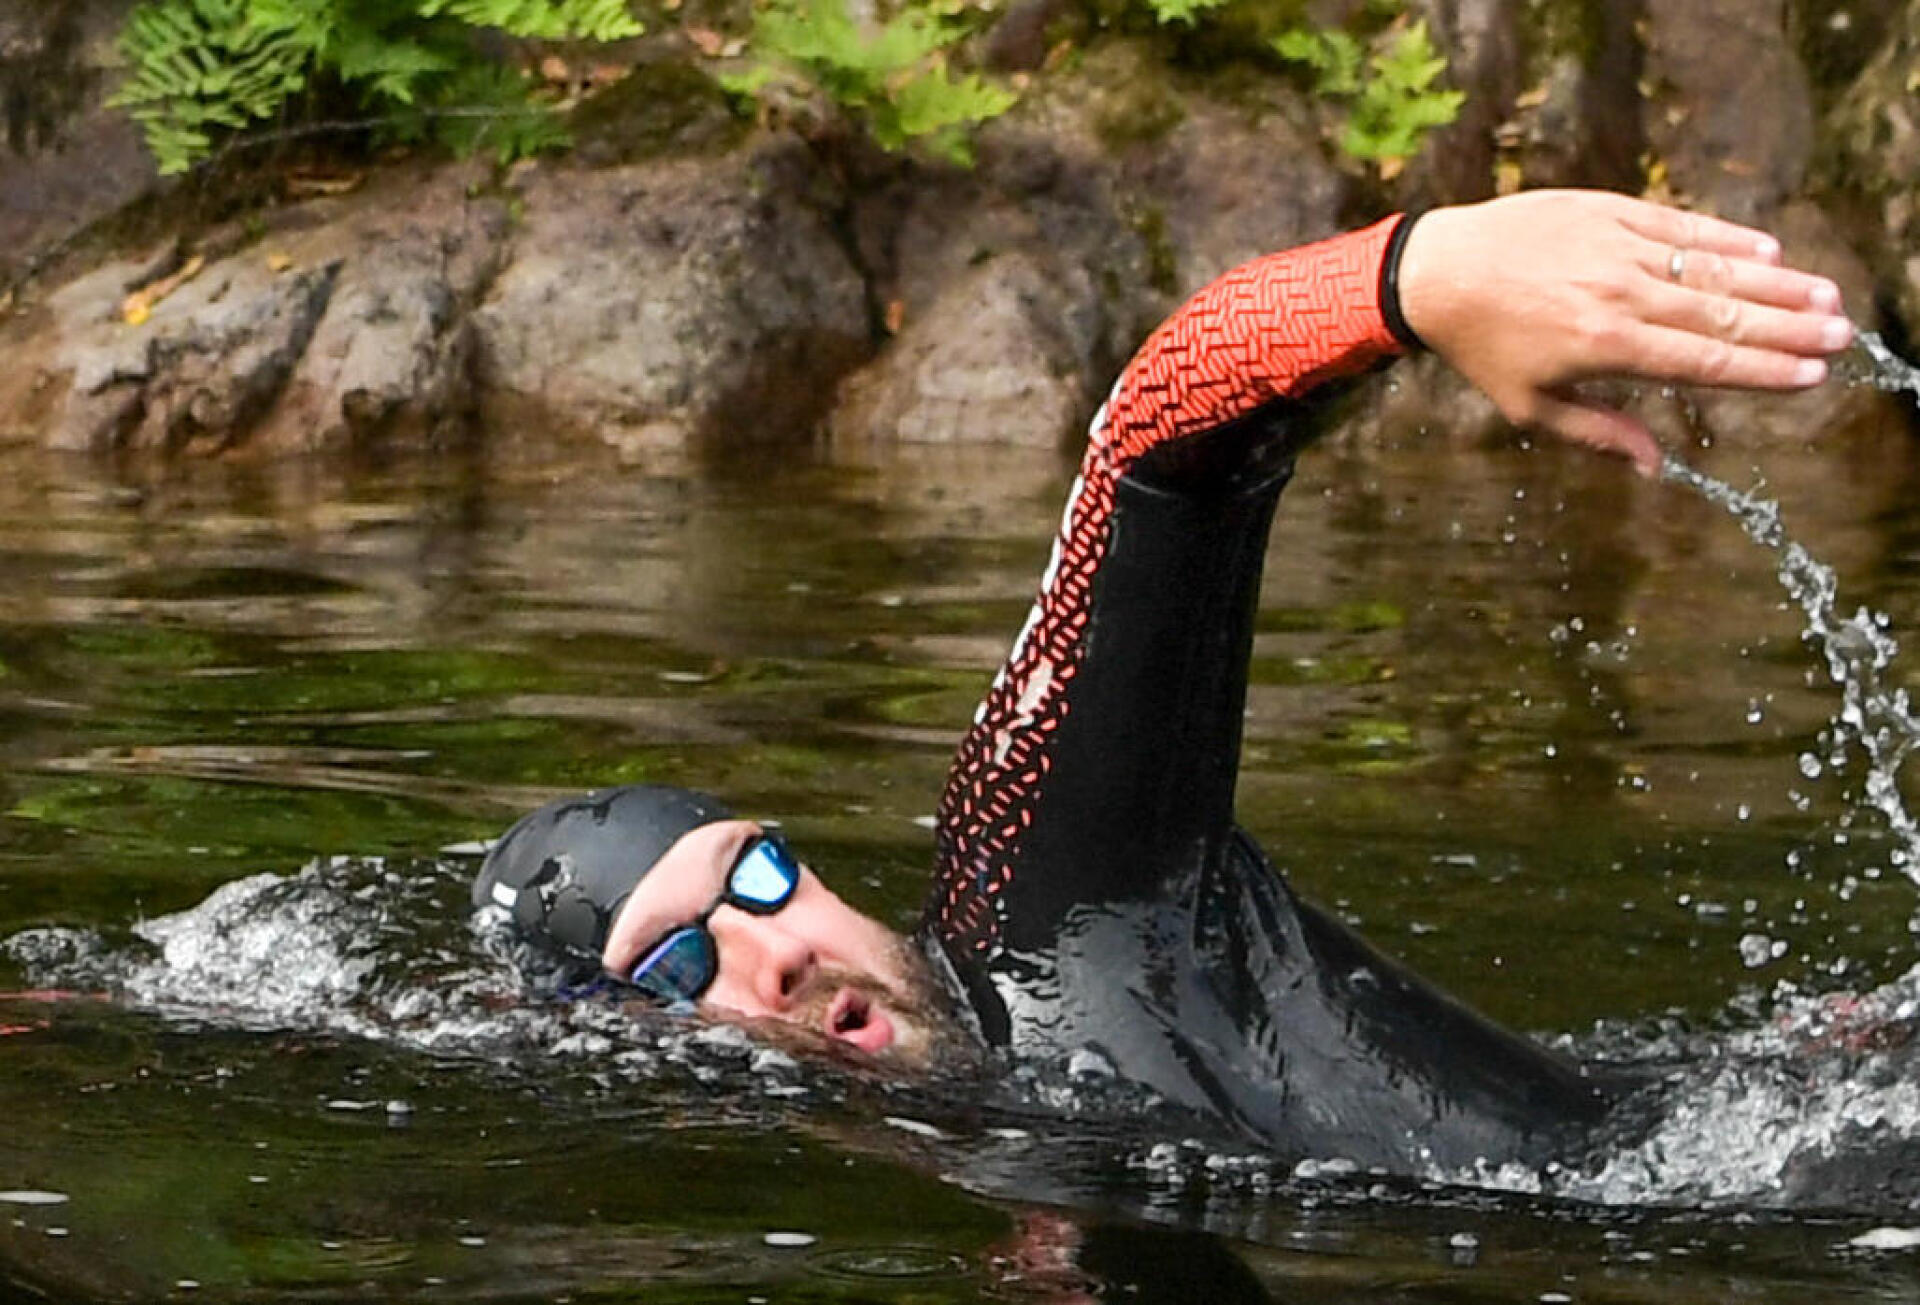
[919,217,1618,1173]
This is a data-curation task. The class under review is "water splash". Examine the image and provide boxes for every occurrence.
[1661,457,1920,908]
[0,857,815,1094]
[1854,330,1920,404]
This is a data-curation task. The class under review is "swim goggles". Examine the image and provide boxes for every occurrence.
[623,833,802,1003]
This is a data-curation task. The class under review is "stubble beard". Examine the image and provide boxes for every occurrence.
[775,936,973,1073]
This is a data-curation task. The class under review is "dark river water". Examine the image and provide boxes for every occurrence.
[4,380,1920,1301]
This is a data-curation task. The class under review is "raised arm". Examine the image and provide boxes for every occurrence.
[922,191,1853,985]
[927,217,1414,965]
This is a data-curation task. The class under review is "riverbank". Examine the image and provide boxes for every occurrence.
[0,0,1916,461]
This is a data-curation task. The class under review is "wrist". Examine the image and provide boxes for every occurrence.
[1379,211,1429,352]
[1397,206,1466,364]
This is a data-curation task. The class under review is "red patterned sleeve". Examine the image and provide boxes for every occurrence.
[925,216,1409,959]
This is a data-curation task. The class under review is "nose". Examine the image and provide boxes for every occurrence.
[711,908,815,1013]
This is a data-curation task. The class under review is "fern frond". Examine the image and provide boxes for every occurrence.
[420,0,639,40]
[426,63,572,163]
[333,28,456,103]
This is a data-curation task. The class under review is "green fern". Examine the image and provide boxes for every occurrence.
[418,0,641,41]
[415,62,576,161]
[112,0,641,173]
[1273,18,1462,164]
[1138,0,1232,26]
[1342,22,1462,161]
[730,0,1014,165]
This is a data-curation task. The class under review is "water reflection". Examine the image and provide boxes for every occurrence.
[2,391,1920,1297]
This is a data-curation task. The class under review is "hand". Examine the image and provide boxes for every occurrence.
[1396,190,1855,476]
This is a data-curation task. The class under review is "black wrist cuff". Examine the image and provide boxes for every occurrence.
[1379,210,1428,353]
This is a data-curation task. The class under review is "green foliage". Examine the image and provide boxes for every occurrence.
[723,0,1015,165]
[1272,18,1463,163]
[1139,0,1232,27]
[112,0,642,174]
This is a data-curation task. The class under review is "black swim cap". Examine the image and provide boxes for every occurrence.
[472,784,734,964]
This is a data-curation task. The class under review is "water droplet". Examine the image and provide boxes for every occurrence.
[765,1231,817,1248]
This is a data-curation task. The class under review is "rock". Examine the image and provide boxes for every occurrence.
[23,252,341,454]
[1822,0,1920,337]
[1402,0,1524,204]
[0,0,157,288]
[1792,0,1907,100]
[473,137,871,452]
[1126,89,1346,296]
[1486,1,1644,194]
[0,168,510,453]
[1642,0,1816,223]
[832,250,1087,447]
[250,175,511,452]
[832,42,1348,447]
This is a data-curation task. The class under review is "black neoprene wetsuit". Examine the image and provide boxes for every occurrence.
[915,216,1620,1174]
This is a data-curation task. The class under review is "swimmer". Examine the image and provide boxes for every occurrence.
[474,189,1856,1172]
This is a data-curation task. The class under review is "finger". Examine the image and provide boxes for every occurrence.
[1598,321,1831,390]
[1640,243,1846,312]
[1533,394,1662,477]
[1617,204,1782,264]
[1636,280,1855,357]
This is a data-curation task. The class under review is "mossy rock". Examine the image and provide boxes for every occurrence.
[568,57,749,166]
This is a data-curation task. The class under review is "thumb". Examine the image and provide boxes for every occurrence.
[1532,394,1662,478]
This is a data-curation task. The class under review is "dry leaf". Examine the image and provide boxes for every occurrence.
[1377,155,1406,182]
[1514,83,1548,111]
[266,252,292,273]
[0,287,13,317]
[285,170,364,198]
[120,253,205,327]
[685,25,726,56]
[1494,159,1524,196]
[884,299,905,333]
[539,55,570,84]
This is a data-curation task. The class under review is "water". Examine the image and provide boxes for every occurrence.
[1856,330,1920,403]
[3,383,1920,1298]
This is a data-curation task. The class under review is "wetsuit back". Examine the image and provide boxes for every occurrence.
[918,217,1616,1172]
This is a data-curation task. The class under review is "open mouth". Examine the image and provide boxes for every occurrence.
[824,986,894,1054]
[830,988,869,1034]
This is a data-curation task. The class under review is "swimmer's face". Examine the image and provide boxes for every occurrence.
[600,820,952,1067]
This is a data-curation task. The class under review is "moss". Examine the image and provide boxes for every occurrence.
[1133,204,1179,296]
[1083,46,1190,148]
[1789,0,1907,110]
[566,57,748,165]
[1522,0,1609,70]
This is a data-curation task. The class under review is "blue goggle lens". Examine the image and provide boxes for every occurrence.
[629,926,717,1002]
[728,837,800,910]
[623,834,800,1004]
